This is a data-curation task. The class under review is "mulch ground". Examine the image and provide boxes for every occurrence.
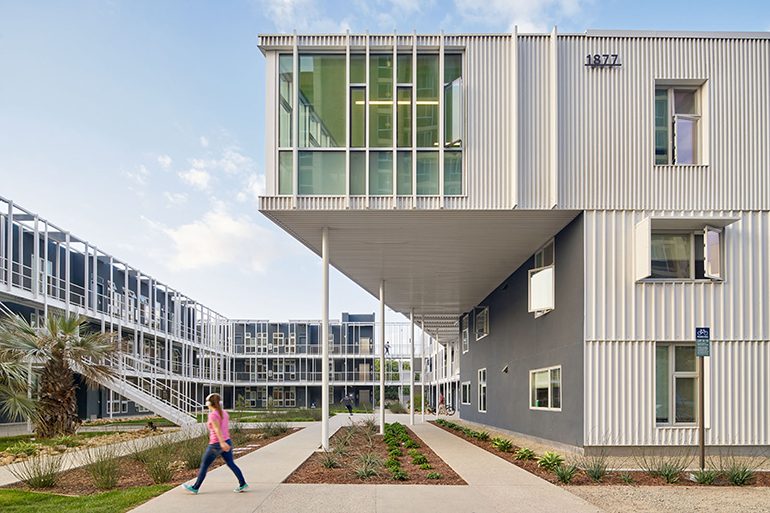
[5,428,299,495]
[285,422,465,485]
[430,421,770,487]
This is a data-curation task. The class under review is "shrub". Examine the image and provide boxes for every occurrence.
[321,451,340,469]
[6,441,39,457]
[426,472,442,480]
[52,435,81,448]
[691,469,719,485]
[357,452,383,469]
[128,438,155,464]
[537,452,564,472]
[9,454,63,488]
[261,421,289,438]
[391,469,409,481]
[388,447,403,458]
[404,438,420,449]
[388,402,407,414]
[491,437,513,453]
[407,449,421,458]
[655,461,683,484]
[419,462,433,470]
[230,421,250,446]
[515,447,536,460]
[385,457,401,471]
[581,454,608,482]
[180,434,210,470]
[82,445,120,490]
[411,454,428,466]
[143,443,175,484]
[554,463,578,484]
[619,471,634,484]
[360,417,377,433]
[725,464,754,486]
[474,431,490,442]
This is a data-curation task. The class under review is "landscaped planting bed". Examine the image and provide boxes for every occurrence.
[0,429,166,466]
[286,420,465,485]
[4,423,299,495]
[432,419,770,487]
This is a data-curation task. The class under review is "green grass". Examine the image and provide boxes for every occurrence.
[0,432,120,453]
[0,485,173,513]
[95,417,175,427]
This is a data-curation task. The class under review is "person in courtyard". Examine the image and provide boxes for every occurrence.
[183,393,248,494]
[385,341,390,355]
[342,394,353,416]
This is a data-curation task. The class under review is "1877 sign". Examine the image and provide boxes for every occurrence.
[585,54,621,68]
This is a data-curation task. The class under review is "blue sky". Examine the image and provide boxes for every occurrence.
[1,0,768,320]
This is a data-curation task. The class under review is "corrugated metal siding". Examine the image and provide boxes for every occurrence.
[517,36,552,209]
[462,35,514,209]
[585,340,770,446]
[560,36,770,211]
[585,210,770,342]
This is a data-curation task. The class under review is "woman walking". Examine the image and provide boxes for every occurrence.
[183,393,248,494]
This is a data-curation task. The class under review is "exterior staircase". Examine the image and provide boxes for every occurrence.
[74,353,202,427]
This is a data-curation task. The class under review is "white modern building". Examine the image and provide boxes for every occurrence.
[257,30,770,452]
[0,195,442,426]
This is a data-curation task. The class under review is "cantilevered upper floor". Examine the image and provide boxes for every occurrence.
[259,30,770,213]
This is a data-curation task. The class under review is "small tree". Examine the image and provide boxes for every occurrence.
[0,314,117,438]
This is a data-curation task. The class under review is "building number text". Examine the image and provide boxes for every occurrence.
[585,54,621,68]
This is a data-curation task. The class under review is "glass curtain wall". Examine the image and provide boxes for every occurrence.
[278,47,462,196]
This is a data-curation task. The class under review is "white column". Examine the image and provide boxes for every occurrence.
[321,227,330,450]
[379,280,385,434]
[409,308,415,425]
[421,316,425,422]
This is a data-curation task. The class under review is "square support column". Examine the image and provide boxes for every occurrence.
[409,308,415,425]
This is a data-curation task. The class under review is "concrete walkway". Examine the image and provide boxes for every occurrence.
[132,414,602,513]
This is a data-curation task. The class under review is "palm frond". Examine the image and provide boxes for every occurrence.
[0,383,37,422]
[0,314,48,361]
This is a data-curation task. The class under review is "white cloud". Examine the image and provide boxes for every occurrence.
[163,191,188,206]
[178,168,211,190]
[146,205,274,272]
[236,173,266,203]
[260,0,352,32]
[199,136,209,148]
[124,164,150,186]
[453,0,587,33]
[157,154,172,169]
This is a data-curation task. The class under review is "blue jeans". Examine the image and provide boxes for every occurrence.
[192,439,246,489]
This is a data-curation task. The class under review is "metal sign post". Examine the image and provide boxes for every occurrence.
[695,327,710,470]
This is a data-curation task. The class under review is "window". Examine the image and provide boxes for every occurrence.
[280,51,462,197]
[655,86,702,165]
[656,344,698,424]
[474,307,488,340]
[635,218,728,281]
[298,55,346,147]
[461,315,469,353]
[528,240,555,317]
[461,381,471,405]
[529,366,561,411]
[477,369,487,412]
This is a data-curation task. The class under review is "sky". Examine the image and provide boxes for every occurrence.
[0,0,768,320]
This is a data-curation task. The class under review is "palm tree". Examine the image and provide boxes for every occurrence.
[0,313,117,438]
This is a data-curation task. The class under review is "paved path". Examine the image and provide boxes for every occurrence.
[133,414,601,513]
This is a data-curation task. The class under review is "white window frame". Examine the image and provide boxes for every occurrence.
[474,307,489,341]
[656,343,699,426]
[461,381,471,405]
[528,239,555,318]
[461,314,469,353]
[644,228,724,282]
[529,365,562,412]
[477,368,487,413]
[273,331,284,353]
[256,333,268,355]
[655,85,702,166]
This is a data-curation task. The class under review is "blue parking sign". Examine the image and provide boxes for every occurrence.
[695,327,710,357]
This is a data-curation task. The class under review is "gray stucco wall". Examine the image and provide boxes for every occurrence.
[459,214,584,447]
